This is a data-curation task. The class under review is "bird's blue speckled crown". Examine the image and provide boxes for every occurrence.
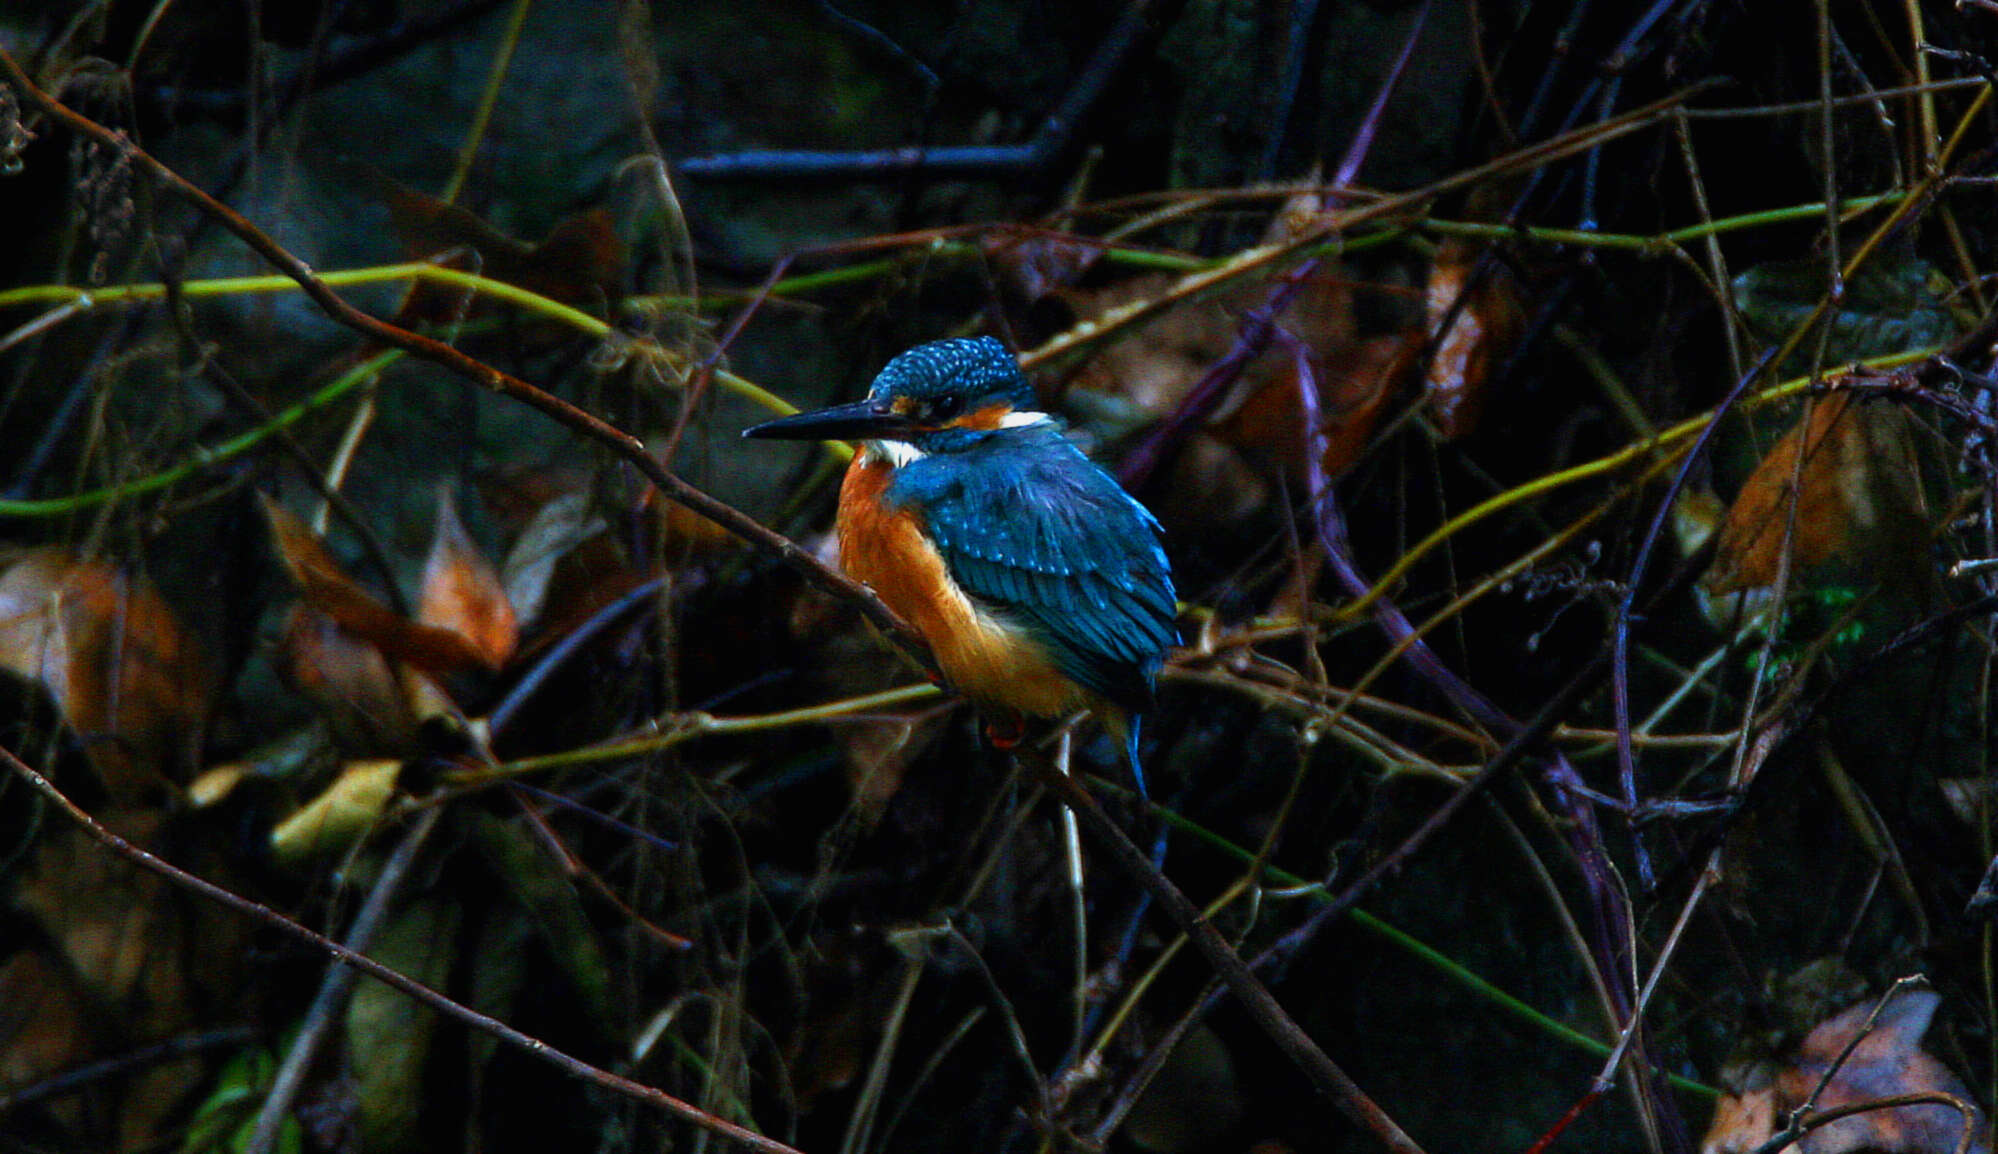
[867,336,1037,412]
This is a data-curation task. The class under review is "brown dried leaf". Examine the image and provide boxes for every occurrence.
[839,710,948,822]
[1061,266,1356,423]
[784,930,903,1111]
[983,228,1106,303]
[420,490,517,669]
[639,484,741,567]
[279,606,419,752]
[383,180,624,307]
[1702,395,1930,597]
[1423,238,1524,440]
[16,813,171,1005]
[0,547,212,801]
[262,495,496,673]
[12,816,249,1150]
[1058,263,1363,527]
[1702,990,1989,1154]
[0,950,90,1111]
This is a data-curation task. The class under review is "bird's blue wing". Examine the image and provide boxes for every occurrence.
[891,428,1178,713]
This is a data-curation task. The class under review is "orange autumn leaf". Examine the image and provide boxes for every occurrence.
[1217,330,1420,480]
[261,495,500,673]
[1058,263,1371,524]
[0,547,212,802]
[1702,395,1929,597]
[1423,238,1524,440]
[1702,989,1988,1154]
[420,490,517,669]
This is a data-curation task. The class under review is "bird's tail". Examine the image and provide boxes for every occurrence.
[1105,709,1149,800]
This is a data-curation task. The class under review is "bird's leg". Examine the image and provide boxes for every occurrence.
[981,711,1027,750]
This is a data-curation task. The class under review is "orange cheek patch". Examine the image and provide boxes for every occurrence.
[955,403,1012,431]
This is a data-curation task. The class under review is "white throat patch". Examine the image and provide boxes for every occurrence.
[996,410,1053,429]
[867,440,926,467]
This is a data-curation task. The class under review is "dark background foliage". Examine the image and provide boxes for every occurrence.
[3,2,1998,1153]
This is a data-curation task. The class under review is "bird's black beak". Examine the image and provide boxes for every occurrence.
[743,398,915,442]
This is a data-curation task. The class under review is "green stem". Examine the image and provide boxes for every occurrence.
[0,349,402,517]
[1157,804,1721,1099]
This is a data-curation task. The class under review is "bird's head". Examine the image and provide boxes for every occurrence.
[744,336,1046,457]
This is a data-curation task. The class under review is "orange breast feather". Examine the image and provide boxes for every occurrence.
[838,452,1084,718]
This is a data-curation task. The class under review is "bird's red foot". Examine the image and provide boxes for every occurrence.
[983,714,1026,749]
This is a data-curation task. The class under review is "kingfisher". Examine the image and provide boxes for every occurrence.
[745,336,1178,792]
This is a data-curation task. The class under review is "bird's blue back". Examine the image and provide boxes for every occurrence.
[885,421,1178,714]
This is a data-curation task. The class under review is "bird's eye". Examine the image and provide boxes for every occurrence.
[927,395,964,421]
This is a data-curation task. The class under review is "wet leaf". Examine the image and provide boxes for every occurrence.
[262,496,498,674]
[419,490,517,669]
[1423,238,1524,440]
[1733,254,1961,366]
[1702,395,1930,597]
[0,547,213,802]
[466,812,615,1030]
[347,896,459,1153]
[178,1045,303,1154]
[1703,989,1989,1154]
[269,759,403,864]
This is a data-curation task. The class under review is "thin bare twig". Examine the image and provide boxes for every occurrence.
[1017,745,1429,1154]
[0,49,938,682]
[0,743,805,1154]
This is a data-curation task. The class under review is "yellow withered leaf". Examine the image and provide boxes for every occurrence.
[270,759,404,863]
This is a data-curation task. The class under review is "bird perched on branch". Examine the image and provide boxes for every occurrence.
[746,336,1178,792]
